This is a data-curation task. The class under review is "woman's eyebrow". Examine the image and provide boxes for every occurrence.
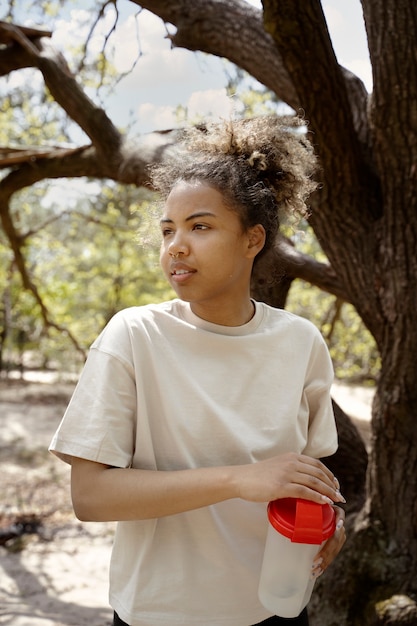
[160,211,216,225]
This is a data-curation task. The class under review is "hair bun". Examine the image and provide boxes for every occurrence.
[247,150,267,171]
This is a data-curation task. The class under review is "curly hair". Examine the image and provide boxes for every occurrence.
[150,116,317,261]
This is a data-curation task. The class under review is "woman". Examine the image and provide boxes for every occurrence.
[50,116,346,626]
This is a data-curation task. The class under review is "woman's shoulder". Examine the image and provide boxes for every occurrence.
[107,299,180,324]
[91,300,180,348]
[257,301,320,333]
[87,301,180,356]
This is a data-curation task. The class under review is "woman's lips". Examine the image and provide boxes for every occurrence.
[170,263,196,283]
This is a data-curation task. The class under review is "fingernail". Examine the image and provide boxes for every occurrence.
[321,495,334,505]
[335,489,346,503]
[310,567,324,580]
[333,476,340,490]
[312,557,323,569]
[336,519,344,531]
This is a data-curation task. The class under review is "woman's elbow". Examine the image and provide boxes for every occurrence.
[71,478,101,521]
[71,491,96,521]
[70,457,110,522]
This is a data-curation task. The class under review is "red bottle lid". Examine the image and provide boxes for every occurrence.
[267,498,335,545]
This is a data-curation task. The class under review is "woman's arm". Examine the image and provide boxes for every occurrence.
[71,452,345,522]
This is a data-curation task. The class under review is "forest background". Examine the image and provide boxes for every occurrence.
[0,0,378,384]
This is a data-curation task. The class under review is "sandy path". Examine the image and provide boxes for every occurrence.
[0,379,115,626]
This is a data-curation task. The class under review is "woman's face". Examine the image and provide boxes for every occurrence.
[159,180,265,324]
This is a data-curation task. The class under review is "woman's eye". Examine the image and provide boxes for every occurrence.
[161,228,174,237]
[193,223,209,231]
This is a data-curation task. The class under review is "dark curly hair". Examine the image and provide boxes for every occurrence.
[150,116,317,262]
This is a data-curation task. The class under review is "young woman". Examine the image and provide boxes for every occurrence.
[50,116,346,626]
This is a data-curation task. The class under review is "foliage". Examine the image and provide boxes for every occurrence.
[225,66,293,118]
[1,180,174,372]
[0,31,377,380]
[0,3,174,371]
[288,283,380,382]
[285,223,380,383]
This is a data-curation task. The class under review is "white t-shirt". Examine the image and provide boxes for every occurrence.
[50,299,337,626]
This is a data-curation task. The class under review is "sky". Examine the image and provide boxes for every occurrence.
[1,0,372,136]
[51,0,372,135]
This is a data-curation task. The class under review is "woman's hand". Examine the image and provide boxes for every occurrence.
[231,452,346,506]
[311,505,346,579]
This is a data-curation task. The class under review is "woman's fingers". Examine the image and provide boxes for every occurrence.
[291,456,346,504]
[311,506,346,579]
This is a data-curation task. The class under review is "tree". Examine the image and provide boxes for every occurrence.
[0,2,416,623]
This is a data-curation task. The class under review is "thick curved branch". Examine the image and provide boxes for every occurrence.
[0,145,91,169]
[276,237,347,299]
[252,234,349,302]
[0,44,37,74]
[132,0,380,253]
[37,45,122,158]
[0,131,181,202]
[0,21,51,44]
[0,21,51,74]
[133,0,299,108]
[0,147,103,201]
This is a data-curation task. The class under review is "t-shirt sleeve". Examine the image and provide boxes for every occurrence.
[49,319,137,468]
[302,329,338,459]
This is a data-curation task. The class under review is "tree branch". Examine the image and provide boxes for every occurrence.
[0,21,50,74]
[0,132,182,204]
[132,1,370,148]
[0,21,51,44]
[252,234,349,302]
[0,199,87,358]
[261,0,372,187]
[0,22,122,158]
[133,0,299,107]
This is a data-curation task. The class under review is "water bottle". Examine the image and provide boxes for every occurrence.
[258,498,335,618]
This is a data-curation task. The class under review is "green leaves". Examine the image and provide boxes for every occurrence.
[1,180,174,370]
[286,223,379,383]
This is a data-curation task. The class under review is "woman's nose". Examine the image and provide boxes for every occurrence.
[168,233,188,257]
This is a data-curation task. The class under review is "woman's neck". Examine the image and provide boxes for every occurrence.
[189,299,255,327]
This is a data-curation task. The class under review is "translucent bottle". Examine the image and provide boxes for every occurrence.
[258,498,335,618]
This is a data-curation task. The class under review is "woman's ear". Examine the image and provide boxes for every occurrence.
[246,224,266,258]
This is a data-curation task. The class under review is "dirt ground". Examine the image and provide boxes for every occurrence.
[0,373,374,626]
[0,375,115,626]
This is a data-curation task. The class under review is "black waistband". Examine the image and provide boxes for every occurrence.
[113,608,309,626]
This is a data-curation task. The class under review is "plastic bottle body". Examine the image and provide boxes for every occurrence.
[258,524,321,618]
[258,499,335,619]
